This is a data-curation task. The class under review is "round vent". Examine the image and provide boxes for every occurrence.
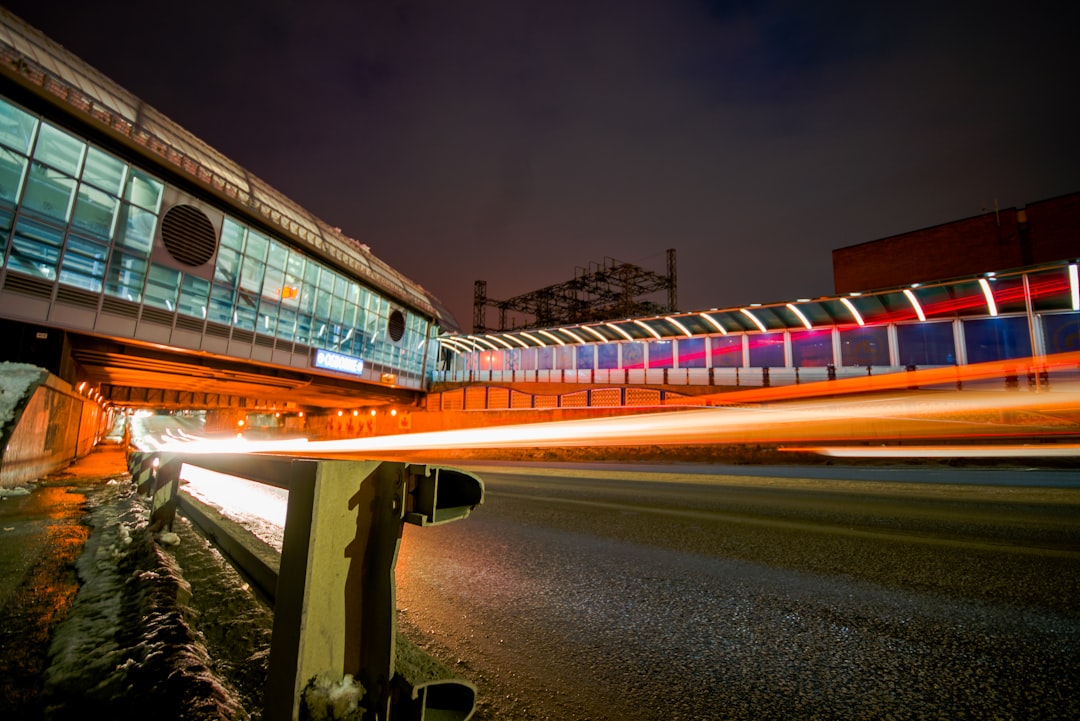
[388,309,406,342]
[161,204,217,267]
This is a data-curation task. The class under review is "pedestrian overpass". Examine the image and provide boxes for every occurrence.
[0,9,457,414]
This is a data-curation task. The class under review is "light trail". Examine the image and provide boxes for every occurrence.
[143,352,1080,460]
[786,444,1080,458]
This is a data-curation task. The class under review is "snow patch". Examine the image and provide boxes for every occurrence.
[301,672,367,720]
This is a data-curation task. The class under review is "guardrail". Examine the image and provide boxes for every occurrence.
[129,449,484,721]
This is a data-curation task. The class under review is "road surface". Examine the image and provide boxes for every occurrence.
[394,461,1080,720]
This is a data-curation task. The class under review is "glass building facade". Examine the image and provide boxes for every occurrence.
[0,96,437,389]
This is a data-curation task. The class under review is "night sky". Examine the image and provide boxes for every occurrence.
[6,1,1079,329]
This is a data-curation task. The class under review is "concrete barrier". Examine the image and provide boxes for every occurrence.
[0,364,111,487]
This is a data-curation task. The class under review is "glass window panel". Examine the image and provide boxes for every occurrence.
[59,232,109,292]
[840,326,890,366]
[125,168,163,212]
[622,342,645,369]
[71,184,119,239]
[258,301,279,336]
[315,288,332,320]
[104,250,147,301]
[1042,313,1080,354]
[21,162,77,221]
[266,239,288,270]
[597,343,619,369]
[144,263,181,311]
[0,99,38,155]
[214,246,241,286]
[239,254,264,294]
[79,147,126,197]
[10,217,63,279]
[296,313,314,345]
[208,283,236,325]
[748,332,785,367]
[648,341,673,369]
[537,346,554,370]
[220,217,245,251]
[276,306,297,339]
[518,347,536,370]
[575,344,594,370]
[791,329,833,367]
[677,338,706,368]
[963,317,1032,363]
[896,322,956,366]
[245,230,269,262]
[115,204,157,254]
[0,146,28,204]
[262,263,285,303]
[32,123,86,176]
[986,276,1028,315]
[0,207,15,255]
[234,296,257,330]
[304,259,321,288]
[710,335,743,367]
[178,275,210,319]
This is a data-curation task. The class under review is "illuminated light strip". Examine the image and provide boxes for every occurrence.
[605,322,636,341]
[438,337,472,352]
[537,329,566,346]
[1070,263,1079,310]
[440,336,477,352]
[740,308,767,333]
[484,335,515,349]
[839,297,865,326]
[580,325,610,342]
[468,335,501,351]
[519,332,547,347]
[903,288,926,322]
[978,278,998,317]
[698,312,727,335]
[559,327,588,344]
[632,319,664,340]
[785,303,812,330]
[665,316,694,338]
[503,334,530,348]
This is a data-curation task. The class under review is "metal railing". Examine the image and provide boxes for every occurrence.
[130,449,484,721]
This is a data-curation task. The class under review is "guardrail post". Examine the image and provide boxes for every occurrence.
[263,458,484,721]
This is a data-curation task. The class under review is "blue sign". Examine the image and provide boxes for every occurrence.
[314,349,365,376]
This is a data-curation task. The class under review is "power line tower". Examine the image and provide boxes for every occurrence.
[473,249,677,333]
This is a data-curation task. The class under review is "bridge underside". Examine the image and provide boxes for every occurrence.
[66,334,418,412]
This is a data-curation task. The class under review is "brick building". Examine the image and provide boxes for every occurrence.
[833,191,1080,294]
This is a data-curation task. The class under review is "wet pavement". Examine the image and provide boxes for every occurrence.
[0,442,127,720]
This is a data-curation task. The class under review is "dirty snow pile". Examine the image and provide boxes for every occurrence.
[300,672,367,721]
[0,362,44,440]
[42,479,248,720]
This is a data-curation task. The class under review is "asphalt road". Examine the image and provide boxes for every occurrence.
[394,462,1080,720]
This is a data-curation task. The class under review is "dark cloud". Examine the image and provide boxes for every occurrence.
[6,0,1078,327]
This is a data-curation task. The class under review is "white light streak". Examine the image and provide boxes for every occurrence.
[903,289,926,321]
[605,322,636,341]
[785,303,812,330]
[559,327,588,344]
[519,332,547,347]
[469,335,501,350]
[665,316,694,338]
[503,334,530,348]
[839,297,865,326]
[1070,264,1079,311]
[740,308,768,332]
[698,312,727,335]
[580,325,610,343]
[978,278,998,317]
[633,319,663,340]
[485,335,515,349]
[537,329,566,346]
